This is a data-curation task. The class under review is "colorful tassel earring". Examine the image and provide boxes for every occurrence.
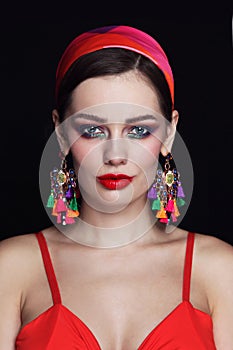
[46,152,80,225]
[147,153,185,224]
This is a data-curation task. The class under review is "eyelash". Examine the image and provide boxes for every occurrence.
[77,125,154,139]
[78,125,105,139]
[128,126,152,139]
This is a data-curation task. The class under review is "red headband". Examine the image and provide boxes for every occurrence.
[55,25,174,106]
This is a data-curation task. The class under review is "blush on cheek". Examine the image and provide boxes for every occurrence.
[70,141,90,166]
[70,142,103,180]
[139,138,162,161]
[149,141,162,157]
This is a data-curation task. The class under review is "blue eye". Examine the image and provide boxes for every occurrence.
[128,126,151,139]
[78,125,106,139]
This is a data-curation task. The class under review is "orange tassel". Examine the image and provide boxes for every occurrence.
[52,200,58,216]
[156,206,167,219]
[67,209,79,218]
[173,200,180,217]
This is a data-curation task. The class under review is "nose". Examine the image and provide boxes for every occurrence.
[103,139,128,166]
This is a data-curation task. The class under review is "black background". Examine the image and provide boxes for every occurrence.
[0,4,232,244]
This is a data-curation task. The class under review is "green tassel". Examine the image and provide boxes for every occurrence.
[46,193,54,208]
[151,198,161,210]
[176,197,186,207]
[69,197,78,211]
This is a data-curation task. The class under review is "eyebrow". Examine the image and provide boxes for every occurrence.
[125,114,158,123]
[73,113,158,124]
[74,113,107,123]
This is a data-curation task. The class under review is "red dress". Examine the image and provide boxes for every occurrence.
[16,232,217,349]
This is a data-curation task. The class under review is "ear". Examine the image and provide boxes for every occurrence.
[52,109,70,155]
[160,109,179,156]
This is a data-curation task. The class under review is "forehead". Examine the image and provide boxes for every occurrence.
[69,71,162,119]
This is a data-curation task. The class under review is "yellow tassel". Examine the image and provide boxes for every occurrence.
[156,206,167,219]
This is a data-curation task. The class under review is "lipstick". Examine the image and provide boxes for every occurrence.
[97,173,134,190]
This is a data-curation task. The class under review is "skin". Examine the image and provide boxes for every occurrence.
[0,71,233,349]
[54,72,178,236]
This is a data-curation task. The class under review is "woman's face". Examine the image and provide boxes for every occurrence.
[57,71,169,213]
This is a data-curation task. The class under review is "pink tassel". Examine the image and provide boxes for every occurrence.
[171,213,177,222]
[165,199,174,212]
[65,217,75,224]
[57,213,61,224]
[56,198,68,212]
[160,218,169,223]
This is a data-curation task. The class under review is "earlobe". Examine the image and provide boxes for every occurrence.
[160,109,179,156]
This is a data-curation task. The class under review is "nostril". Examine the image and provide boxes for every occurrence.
[105,158,127,166]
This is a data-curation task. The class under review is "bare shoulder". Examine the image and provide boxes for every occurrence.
[193,232,233,280]
[0,230,54,312]
[0,232,51,347]
[0,225,59,255]
[194,232,233,266]
[0,233,39,263]
[192,234,233,348]
[193,232,233,310]
[0,226,63,268]
[0,233,41,286]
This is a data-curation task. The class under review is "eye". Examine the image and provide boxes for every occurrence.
[128,126,151,139]
[78,125,106,139]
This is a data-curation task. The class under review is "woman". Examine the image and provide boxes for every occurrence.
[0,25,232,349]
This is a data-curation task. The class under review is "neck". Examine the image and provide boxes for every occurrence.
[62,196,158,248]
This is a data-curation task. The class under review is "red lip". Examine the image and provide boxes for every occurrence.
[97,173,133,180]
[97,173,134,190]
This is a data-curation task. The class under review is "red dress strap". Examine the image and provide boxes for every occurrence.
[35,232,62,305]
[182,232,195,302]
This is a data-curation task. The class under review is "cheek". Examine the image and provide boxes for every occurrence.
[132,139,161,186]
[129,138,161,167]
[70,142,86,165]
[70,140,102,172]
[146,137,162,156]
